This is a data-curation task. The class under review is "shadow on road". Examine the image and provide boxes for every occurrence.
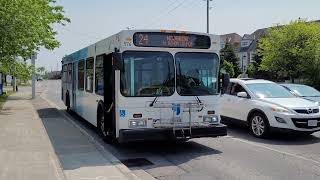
[66,110,223,170]
[226,123,320,146]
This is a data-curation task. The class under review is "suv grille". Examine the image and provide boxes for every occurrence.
[291,118,320,129]
[294,108,319,114]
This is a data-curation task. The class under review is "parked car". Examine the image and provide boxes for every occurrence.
[220,79,320,138]
[280,84,320,104]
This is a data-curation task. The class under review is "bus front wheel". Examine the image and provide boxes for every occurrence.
[97,107,107,137]
[97,105,117,144]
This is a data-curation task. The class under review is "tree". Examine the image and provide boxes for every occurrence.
[0,0,69,77]
[258,19,320,84]
[0,59,34,81]
[37,67,46,76]
[220,42,241,77]
[246,62,258,78]
[221,61,235,78]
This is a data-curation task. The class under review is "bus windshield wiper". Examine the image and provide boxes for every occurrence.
[149,96,158,107]
[195,96,204,112]
[150,62,171,107]
[195,96,202,104]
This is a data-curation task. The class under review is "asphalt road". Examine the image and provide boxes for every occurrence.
[39,80,320,180]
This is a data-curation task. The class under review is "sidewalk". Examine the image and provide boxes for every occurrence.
[0,88,65,180]
[0,87,144,180]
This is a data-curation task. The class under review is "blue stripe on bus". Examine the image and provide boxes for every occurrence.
[64,47,89,63]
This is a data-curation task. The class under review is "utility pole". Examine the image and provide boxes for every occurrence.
[31,53,37,99]
[206,0,213,34]
[207,0,209,33]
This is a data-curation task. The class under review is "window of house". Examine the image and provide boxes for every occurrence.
[86,58,94,92]
[95,55,104,96]
[78,60,85,91]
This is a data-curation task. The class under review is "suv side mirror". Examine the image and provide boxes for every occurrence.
[221,73,230,94]
[237,92,248,98]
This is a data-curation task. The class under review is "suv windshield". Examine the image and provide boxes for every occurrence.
[247,83,295,98]
[285,84,320,97]
[176,52,219,96]
[121,51,175,97]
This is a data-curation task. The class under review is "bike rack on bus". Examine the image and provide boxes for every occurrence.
[151,102,204,139]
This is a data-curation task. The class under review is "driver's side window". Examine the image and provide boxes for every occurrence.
[229,83,247,96]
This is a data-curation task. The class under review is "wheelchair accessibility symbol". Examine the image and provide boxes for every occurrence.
[172,104,181,116]
[119,110,126,118]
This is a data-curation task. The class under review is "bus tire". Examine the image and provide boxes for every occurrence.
[97,105,108,139]
[97,104,117,144]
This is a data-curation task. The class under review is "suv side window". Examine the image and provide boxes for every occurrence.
[230,83,247,96]
[226,82,235,95]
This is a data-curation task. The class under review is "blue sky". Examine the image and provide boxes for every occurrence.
[37,0,320,71]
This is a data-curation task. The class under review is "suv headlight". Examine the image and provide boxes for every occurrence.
[271,106,290,113]
[203,115,219,124]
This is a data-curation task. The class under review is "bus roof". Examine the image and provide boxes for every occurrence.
[62,30,220,64]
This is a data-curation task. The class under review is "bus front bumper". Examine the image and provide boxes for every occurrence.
[118,124,227,143]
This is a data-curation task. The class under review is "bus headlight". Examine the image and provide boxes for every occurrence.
[203,115,219,124]
[129,119,147,128]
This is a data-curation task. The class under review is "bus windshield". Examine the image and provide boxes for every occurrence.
[176,52,219,96]
[121,51,175,97]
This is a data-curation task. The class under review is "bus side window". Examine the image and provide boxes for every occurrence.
[85,57,94,93]
[78,60,85,91]
[67,63,72,83]
[63,64,67,82]
[95,55,104,96]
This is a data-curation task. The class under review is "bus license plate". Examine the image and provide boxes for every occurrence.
[308,120,318,127]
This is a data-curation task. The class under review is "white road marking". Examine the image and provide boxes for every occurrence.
[229,136,320,166]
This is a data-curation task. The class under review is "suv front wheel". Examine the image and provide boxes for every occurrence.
[249,112,270,138]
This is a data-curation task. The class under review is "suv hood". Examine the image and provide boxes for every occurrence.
[260,98,318,109]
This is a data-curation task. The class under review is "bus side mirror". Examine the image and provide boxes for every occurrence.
[112,52,122,70]
[221,73,230,95]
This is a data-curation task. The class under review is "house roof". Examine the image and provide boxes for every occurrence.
[220,33,242,43]
[238,20,319,54]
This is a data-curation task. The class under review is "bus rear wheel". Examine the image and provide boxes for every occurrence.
[97,108,107,139]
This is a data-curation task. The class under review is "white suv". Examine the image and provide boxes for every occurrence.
[220,79,320,138]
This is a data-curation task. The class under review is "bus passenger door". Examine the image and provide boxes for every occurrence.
[72,63,77,109]
[103,53,118,138]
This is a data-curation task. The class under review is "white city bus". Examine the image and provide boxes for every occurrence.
[62,30,228,143]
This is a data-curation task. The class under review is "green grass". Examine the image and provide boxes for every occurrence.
[0,91,12,111]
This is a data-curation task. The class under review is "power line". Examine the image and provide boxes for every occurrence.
[169,0,206,29]
[133,0,181,29]
[167,0,189,14]
[135,0,188,29]
[148,0,190,28]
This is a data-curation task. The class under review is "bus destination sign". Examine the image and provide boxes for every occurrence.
[133,32,211,49]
